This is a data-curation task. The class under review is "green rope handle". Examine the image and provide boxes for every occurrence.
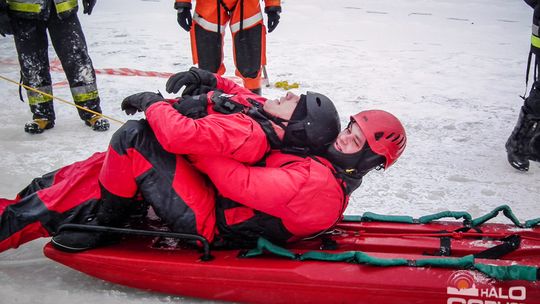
[244,238,539,282]
[343,205,539,229]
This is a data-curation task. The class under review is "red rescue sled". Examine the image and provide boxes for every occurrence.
[44,217,540,304]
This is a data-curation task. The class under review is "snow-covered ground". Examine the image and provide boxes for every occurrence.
[0,0,538,303]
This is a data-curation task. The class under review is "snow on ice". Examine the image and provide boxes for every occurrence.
[0,0,538,303]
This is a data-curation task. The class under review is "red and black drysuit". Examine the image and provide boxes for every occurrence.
[0,75,269,252]
[0,76,347,252]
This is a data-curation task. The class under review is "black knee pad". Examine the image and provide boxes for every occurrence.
[195,24,222,72]
[109,120,149,155]
[234,25,262,79]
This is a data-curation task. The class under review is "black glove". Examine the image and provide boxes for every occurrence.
[166,67,217,96]
[0,10,12,37]
[121,92,164,115]
[82,0,96,15]
[177,7,192,32]
[265,6,281,33]
[172,95,209,119]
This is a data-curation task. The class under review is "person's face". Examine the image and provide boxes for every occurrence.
[263,92,301,120]
[333,121,366,154]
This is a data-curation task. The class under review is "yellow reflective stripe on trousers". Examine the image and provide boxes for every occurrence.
[73,91,99,103]
[27,85,53,105]
[532,34,540,49]
[55,0,78,14]
[28,94,53,105]
[8,2,42,13]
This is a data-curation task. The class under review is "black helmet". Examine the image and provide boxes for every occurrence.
[282,92,341,155]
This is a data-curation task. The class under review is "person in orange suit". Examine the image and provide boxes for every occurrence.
[174,0,281,95]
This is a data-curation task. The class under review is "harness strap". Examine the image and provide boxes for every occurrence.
[474,235,521,259]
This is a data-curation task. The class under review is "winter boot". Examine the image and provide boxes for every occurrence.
[85,114,110,131]
[24,118,55,134]
[52,186,134,252]
[51,217,108,252]
[505,106,540,171]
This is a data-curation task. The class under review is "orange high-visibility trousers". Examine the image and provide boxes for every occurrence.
[187,0,273,91]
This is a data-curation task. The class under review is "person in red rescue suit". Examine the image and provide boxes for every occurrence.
[174,0,281,94]
[0,67,345,252]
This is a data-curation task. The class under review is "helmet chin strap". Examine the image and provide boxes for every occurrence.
[326,143,385,178]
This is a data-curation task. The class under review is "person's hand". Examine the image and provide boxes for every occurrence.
[177,7,192,32]
[82,0,96,15]
[265,6,281,33]
[121,92,164,115]
[0,11,12,37]
[166,67,217,96]
[172,95,209,119]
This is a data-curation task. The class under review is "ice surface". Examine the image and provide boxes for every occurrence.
[0,0,538,303]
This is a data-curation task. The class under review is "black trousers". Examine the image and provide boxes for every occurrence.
[10,9,101,121]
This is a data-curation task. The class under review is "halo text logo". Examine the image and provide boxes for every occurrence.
[446,271,527,304]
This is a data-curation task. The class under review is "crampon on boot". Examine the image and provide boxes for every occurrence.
[24,118,55,134]
[505,106,539,171]
[85,114,110,131]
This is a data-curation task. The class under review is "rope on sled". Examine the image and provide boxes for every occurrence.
[342,204,540,229]
[243,238,539,282]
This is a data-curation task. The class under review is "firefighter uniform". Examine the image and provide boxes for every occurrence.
[5,0,107,133]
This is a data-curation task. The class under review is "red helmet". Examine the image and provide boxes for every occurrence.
[351,110,406,169]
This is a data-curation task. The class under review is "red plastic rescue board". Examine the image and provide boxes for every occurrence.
[44,220,540,304]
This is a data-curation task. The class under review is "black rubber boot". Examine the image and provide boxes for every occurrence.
[51,217,108,252]
[51,186,134,252]
[505,106,540,171]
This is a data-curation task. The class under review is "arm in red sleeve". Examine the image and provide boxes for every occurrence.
[213,75,267,107]
[145,102,267,160]
[190,155,307,218]
[264,0,281,8]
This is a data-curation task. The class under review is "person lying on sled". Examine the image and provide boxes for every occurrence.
[0,67,341,253]
[48,108,406,250]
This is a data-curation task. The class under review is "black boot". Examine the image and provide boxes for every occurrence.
[51,216,109,252]
[52,186,134,252]
[25,101,55,134]
[505,106,540,171]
